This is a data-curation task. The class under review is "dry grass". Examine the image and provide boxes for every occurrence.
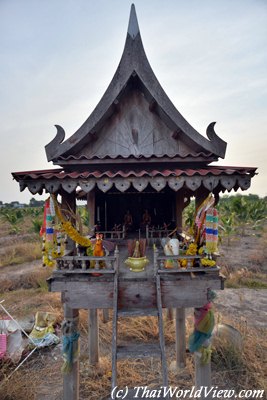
[0,267,52,294]
[0,239,42,268]
[0,305,266,400]
[0,221,11,238]
[212,315,267,394]
[220,265,267,289]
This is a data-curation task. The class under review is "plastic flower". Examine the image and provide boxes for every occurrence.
[198,246,204,255]
[186,243,197,256]
[200,258,216,267]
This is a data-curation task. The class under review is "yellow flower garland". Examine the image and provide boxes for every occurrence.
[200,258,216,267]
[52,195,92,248]
[180,242,197,268]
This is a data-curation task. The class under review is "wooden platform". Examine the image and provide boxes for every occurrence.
[48,245,223,310]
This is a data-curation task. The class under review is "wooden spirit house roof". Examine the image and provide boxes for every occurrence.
[12,4,256,195]
[45,4,227,165]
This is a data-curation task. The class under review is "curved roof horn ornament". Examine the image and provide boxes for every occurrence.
[45,125,66,162]
[206,122,227,159]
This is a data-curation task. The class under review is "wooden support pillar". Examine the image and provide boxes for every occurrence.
[102,309,109,323]
[62,191,77,253]
[195,354,212,399]
[63,305,80,400]
[193,305,212,399]
[195,188,210,210]
[88,309,99,365]
[87,190,95,234]
[175,192,184,233]
[175,307,186,369]
[166,308,174,320]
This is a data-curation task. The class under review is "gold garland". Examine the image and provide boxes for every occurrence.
[42,232,65,268]
[52,195,92,248]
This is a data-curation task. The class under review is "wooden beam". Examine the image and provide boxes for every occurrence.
[51,277,221,309]
[88,309,99,365]
[175,307,186,369]
[63,305,79,400]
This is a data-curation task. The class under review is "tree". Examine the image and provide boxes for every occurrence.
[29,198,44,207]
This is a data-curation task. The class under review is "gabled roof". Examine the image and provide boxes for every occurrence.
[45,4,227,164]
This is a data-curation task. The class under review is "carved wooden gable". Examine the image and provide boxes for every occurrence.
[72,89,196,160]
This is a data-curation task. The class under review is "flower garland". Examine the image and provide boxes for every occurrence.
[200,257,216,267]
[52,195,92,249]
[179,243,215,268]
[179,242,198,268]
[40,198,64,267]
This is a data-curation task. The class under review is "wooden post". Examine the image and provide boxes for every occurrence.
[166,308,174,320]
[195,188,210,210]
[195,354,212,399]
[175,192,184,233]
[175,307,186,368]
[88,309,99,365]
[102,309,109,323]
[63,305,79,400]
[87,190,95,234]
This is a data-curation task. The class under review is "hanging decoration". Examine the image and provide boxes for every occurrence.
[192,193,219,268]
[61,319,80,374]
[194,193,215,247]
[189,291,216,364]
[40,198,64,267]
[205,207,218,254]
[52,195,92,249]
[40,194,93,267]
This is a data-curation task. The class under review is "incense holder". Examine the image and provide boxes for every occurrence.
[124,257,149,272]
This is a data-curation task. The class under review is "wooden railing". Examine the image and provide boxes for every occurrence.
[97,227,126,240]
[55,248,119,274]
[146,226,173,243]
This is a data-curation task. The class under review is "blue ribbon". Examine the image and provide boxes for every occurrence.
[62,332,80,366]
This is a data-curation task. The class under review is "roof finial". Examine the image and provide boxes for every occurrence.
[127,4,140,39]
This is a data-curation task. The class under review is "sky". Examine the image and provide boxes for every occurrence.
[1,0,267,203]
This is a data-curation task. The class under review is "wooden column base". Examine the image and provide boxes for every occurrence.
[88,309,99,365]
[175,307,186,369]
[63,306,80,400]
[195,353,212,399]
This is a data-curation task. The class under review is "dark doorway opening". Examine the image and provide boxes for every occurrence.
[95,186,176,232]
